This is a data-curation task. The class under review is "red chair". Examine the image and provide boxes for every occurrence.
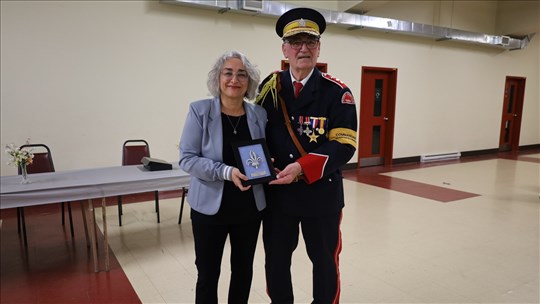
[117,140,160,226]
[18,144,74,247]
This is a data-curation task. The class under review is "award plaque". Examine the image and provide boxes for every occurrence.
[232,138,276,186]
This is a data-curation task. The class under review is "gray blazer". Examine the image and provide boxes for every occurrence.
[179,97,267,215]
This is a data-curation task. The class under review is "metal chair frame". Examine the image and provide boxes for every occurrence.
[178,187,188,224]
[17,144,74,247]
[117,140,159,226]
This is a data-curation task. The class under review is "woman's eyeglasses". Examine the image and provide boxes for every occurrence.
[221,70,249,82]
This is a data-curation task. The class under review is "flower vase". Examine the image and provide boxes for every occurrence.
[20,164,31,184]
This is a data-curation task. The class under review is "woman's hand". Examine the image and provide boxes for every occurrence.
[231,167,251,191]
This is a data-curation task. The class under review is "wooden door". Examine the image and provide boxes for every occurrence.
[499,77,526,152]
[358,67,397,167]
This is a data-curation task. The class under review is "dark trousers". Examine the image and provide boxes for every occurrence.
[263,208,343,304]
[192,219,261,304]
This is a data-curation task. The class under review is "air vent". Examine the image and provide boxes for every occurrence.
[239,0,263,12]
[420,152,461,163]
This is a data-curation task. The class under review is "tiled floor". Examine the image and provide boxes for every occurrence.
[1,151,539,303]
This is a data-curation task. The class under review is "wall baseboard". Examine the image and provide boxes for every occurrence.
[461,148,500,157]
[518,143,540,151]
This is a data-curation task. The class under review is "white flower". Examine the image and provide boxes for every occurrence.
[5,144,34,167]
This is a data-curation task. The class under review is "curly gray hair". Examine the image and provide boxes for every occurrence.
[207,51,260,100]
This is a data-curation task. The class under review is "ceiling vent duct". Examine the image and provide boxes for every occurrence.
[161,0,533,50]
[239,0,263,12]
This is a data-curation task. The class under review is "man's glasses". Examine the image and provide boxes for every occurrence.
[285,39,319,50]
[221,70,249,82]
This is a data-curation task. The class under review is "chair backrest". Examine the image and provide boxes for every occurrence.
[19,144,55,174]
[122,139,150,166]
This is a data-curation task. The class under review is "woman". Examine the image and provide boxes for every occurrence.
[179,51,266,304]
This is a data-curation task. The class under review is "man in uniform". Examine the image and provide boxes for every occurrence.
[255,7,358,304]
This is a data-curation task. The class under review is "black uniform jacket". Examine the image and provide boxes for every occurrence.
[256,68,357,216]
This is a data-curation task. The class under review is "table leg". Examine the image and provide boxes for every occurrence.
[93,208,98,244]
[81,203,90,248]
[83,199,99,272]
[102,198,109,271]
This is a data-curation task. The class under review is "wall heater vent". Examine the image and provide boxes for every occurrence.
[420,152,461,162]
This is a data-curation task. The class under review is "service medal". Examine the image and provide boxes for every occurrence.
[318,117,326,134]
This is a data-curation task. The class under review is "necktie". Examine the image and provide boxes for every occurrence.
[293,81,303,98]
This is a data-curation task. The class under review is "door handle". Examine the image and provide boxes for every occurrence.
[384,117,389,121]
[513,114,518,117]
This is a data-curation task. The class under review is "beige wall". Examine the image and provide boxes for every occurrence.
[1,1,539,175]
[496,0,540,35]
[364,1,499,33]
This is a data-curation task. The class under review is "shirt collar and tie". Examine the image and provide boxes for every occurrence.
[289,68,315,98]
[293,81,303,98]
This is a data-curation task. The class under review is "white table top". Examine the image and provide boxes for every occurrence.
[0,164,190,209]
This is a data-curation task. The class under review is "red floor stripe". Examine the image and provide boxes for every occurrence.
[345,172,480,202]
[0,189,183,304]
[1,203,142,303]
[343,150,540,202]
[1,190,185,303]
